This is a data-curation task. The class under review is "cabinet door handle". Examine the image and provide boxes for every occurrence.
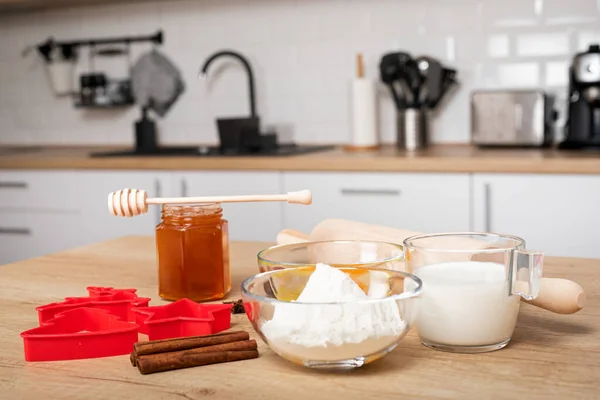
[0,181,28,189]
[340,188,401,196]
[484,183,492,232]
[0,227,31,235]
[181,179,188,197]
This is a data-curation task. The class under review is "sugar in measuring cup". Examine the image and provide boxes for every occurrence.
[403,232,543,353]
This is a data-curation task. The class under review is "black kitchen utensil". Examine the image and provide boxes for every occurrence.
[416,56,429,106]
[430,67,458,108]
[379,53,403,109]
[379,52,413,109]
[402,58,422,107]
[418,56,444,108]
[380,51,458,111]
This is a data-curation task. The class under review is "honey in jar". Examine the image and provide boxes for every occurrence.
[155,203,231,301]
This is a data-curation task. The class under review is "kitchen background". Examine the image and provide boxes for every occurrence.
[1,0,599,146]
[1,0,600,265]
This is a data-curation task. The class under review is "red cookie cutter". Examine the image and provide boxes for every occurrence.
[132,298,232,341]
[36,286,151,324]
[21,308,139,362]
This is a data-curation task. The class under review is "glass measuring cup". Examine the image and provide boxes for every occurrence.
[403,232,543,353]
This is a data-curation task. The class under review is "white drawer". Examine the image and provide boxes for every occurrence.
[0,171,79,211]
[0,211,84,265]
[282,172,471,235]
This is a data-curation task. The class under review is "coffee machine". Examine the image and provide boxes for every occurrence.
[560,44,600,149]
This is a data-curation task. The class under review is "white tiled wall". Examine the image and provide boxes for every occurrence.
[0,0,599,146]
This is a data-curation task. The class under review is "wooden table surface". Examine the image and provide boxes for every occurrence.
[2,144,600,174]
[1,236,599,399]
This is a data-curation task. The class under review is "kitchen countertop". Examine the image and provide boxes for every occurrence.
[1,236,598,399]
[1,144,600,174]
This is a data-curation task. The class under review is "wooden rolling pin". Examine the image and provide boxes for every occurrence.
[276,219,585,315]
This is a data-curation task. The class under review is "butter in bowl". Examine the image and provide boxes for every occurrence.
[241,259,422,369]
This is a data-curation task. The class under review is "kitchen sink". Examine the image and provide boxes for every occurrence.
[89,144,336,157]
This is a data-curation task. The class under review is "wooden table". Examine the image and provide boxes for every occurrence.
[1,237,599,399]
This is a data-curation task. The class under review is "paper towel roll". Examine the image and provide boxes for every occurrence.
[350,78,378,148]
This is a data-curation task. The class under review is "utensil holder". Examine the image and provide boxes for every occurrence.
[396,108,428,151]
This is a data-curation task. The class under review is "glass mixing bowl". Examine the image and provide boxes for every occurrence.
[241,266,422,369]
[257,240,406,273]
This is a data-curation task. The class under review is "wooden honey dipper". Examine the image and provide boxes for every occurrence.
[108,188,312,217]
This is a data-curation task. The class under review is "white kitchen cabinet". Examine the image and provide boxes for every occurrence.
[4,167,599,265]
[282,172,471,235]
[473,174,600,258]
[0,170,174,265]
[0,210,82,265]
[0,170,83,264]
[175,171,283,241]
[0,170,80,211]
[76,171,173,246]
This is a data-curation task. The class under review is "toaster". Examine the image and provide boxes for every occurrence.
[470,90,557,147]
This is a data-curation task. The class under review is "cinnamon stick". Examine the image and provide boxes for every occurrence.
[136,349,259,375]
[137,339,257,365]
[131,339,257,367]
[134,331,249,357]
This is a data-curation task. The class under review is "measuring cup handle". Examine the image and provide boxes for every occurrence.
[511,249,543,301]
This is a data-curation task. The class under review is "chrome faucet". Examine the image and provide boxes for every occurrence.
[200,50,257,118]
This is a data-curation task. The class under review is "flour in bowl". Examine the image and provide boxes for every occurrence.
[261,263,407,362]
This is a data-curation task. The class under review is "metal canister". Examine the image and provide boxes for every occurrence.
[396,108,428,151]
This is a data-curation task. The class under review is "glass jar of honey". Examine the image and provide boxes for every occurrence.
[155,203,231,302]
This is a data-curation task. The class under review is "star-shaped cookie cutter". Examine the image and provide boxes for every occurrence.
[132,298,233,341]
